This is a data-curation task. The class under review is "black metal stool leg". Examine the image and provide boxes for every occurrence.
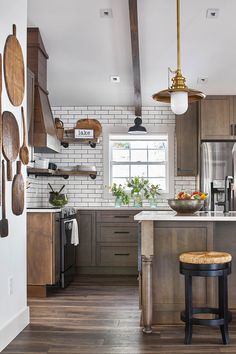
[184,274,192,344]
[219,271,229,345]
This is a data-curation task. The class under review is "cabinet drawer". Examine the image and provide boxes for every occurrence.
[96,210,137,223]
[98,225,138,243]
[97,245,138,267]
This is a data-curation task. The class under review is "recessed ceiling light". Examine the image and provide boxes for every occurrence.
[100,9,113,18]
[110,76,120,83]
[206,8,219,19]
[197,77,208,84]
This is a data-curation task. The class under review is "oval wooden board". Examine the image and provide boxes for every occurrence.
[75,119,102,138]
[12,161,24,216]
[4,25,25,106]
[2,111,20,161]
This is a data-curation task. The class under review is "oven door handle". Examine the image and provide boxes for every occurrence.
[64,219,75,230]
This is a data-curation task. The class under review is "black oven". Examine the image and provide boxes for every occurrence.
[60,210,78,288]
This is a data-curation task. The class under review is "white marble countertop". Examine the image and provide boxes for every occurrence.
[27,208,61,213]
[134,211,236,221]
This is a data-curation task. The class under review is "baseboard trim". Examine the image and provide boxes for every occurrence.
[0,306,29,352]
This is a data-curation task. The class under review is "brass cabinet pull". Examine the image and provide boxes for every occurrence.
[114,253,130,256]
[114,231,130,234]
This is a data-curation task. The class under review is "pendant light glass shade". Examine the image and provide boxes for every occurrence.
[170,91,188,115]
[152,0,205,114]
[128,117,147,134]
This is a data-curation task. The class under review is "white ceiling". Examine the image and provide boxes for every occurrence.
[27,0,236,106]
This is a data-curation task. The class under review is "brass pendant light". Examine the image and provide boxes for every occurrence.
[152,0,205,115]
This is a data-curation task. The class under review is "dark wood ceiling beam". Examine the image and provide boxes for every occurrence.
[129,0,142,117]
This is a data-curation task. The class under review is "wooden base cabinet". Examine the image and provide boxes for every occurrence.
[76,210,138,275]
[27,212,60,296]
[76,210,96,267]
[152,221,212,324]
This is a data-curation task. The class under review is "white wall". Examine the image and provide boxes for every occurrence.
[0,0,29,351]
[27,105,197,208]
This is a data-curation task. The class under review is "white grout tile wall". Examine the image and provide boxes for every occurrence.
[27,105,197,208]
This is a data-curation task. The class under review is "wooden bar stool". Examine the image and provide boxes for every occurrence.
[179,251,232,345]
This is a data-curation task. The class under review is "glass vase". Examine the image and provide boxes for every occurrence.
[133,193,142,208]
[149,197,157,208]
[115,196,122,208]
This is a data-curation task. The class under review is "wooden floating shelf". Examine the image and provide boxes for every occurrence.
[27,168,55,177]
[27,167,97,180]
[62,137,98,144]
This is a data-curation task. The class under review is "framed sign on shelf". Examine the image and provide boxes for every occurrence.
[74,129,94,139]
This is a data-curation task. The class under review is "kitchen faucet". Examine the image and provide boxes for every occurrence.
[224,176,234,213]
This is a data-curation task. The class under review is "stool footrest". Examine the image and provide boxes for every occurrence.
[181,308,232,327]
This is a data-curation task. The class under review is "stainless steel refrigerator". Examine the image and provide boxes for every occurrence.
[201,142,236,211]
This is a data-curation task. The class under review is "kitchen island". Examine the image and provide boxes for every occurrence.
[134,211,236,333]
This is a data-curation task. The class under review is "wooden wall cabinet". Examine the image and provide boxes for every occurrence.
[200,96,235,140]
[27,212,60,296]
[176,96,236,176]
[176,102,198,176]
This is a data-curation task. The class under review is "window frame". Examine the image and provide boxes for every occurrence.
[103,124,175,200]
[109,135,168,191]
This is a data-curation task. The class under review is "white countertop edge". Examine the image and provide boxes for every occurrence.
[26,206,172,211]
[134,211,236,221]
[76,207,171,211]
[27,209,62,213]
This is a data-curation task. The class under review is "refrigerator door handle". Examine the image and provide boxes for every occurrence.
[234,124,236,136]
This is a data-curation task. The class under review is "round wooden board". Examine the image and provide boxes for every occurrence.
[4,25,25,106]
[75,119,102,138]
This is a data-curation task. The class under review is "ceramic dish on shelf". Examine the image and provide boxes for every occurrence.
[34,158,49,169]
[76,165,96,172]
[57,166,76,172]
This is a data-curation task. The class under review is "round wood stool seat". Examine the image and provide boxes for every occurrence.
[179,251,232,265]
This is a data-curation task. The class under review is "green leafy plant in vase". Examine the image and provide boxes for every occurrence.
[110,183,130,207]
[144,183,161,208]
[127,176,149,207]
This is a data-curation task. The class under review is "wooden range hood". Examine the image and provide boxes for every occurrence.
[27,28,60,153]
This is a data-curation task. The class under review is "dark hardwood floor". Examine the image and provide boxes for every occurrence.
[3,275,236,354]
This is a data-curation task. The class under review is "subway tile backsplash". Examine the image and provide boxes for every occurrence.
[27,105,197,208]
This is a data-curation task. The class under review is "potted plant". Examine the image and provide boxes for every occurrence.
[127,176,149,207]
[144,183,161,208]
[110,183,130,207]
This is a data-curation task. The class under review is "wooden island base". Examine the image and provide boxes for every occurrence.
[135,212,236,333]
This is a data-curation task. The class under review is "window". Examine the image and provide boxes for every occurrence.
[103,125,175,198]
[109,134,168,192]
